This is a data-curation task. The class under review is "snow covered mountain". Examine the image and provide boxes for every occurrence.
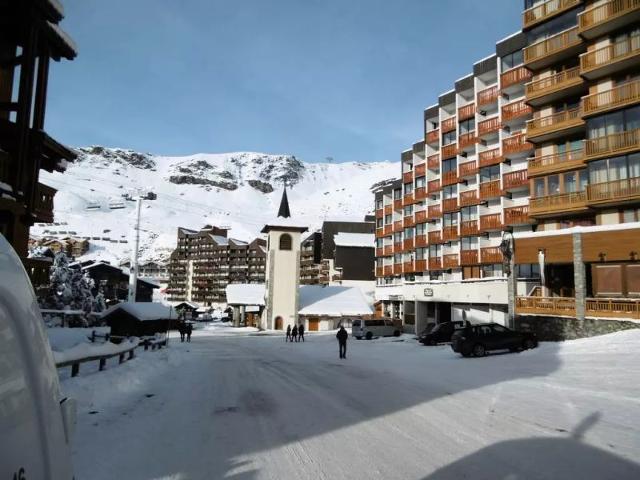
[32,147,398,265]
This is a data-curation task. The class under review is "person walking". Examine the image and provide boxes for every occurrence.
[186,322,193,343]
[298,323,305,342]
[291,324,298,342]
[286,325,292,342]
[336,325,348,359]
[179,321,185,342]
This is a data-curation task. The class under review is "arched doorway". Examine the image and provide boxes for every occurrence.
[275,316,283,330]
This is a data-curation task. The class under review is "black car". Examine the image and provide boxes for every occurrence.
[419,321,464,345]
[451,323,538,357]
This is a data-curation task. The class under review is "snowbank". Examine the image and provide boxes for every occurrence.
[47,326,110,351]
[53,337,139,365]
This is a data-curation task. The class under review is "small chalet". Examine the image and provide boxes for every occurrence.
[81,261,158,303]
[100,302,178,338]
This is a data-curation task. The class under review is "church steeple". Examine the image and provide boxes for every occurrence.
[277,186,291,218]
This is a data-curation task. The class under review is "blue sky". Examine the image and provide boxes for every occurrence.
[47,0,522,162]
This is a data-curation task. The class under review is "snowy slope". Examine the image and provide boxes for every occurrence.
[32,147,398,265]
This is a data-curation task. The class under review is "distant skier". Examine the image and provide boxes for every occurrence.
[298,323,305,342]
[291,325,298,342]
[286,325,292,342]
[186,322,193,343]
[336,325,348,359]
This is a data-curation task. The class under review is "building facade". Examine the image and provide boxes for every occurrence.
[166,225,267,306]
[375,0,640,332]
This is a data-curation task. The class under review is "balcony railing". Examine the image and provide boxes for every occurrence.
[587,177,640,204]
[427,154,440,170]
[477,85,499,106]
[502,99,533,122]
[384,204,392,214]
[442,170,458,186]
[442,197,458,212]
[394,264,404,275]
[428,204,442,219]
[415,259,427,272]
[525,66,582,101]
[460,219,479,236]
[582,79,640,117]
[527,107,583,139]
[478,117,500,136]
[459,160,478,177]
[403,171,413,183]
[429,257,442,270]
[478,147,502,167]
[480,247,502,264]
[523,0,581,29]
[501,66,532,90]
[403,238,415,250]
[375,248,383,257]
[415,235,428,248]
[394,241,403,252]
[443,254,459,269]
[580,34,640,76]
[479,180,501,199]
[34,183,56,222]
[524,26,581,66]
[414,186,427,200]
[383,266,393,276]
[460,189,480,206]
[586,298,640,320]
[459,131,477,149]
[383,245,393,256]
[480,213,502,231]
[403,216,415,228]
[516,296,576,316]
[504,205,533,225]
[529,191,588,216]
[442,116,457,133]
[442,143,457,159]
[415,163,426,176]
[394,220,403,232]
[403,192,414,205]
[442,225,459,241]
[415,210,427,222]
[394,199,403,210]
[458,103,476,121]
[503,133,534,155]
[428,231,442,244]
[528,147,585,176]
[460,250,479,265]
[383,225,393,235]
[584,128,640,160]
[503,169,528,190]
[579,0,640,36]
[428,179,441,193]
[426,129,440,144]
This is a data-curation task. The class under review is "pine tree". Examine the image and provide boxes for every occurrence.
[41,252,96,318]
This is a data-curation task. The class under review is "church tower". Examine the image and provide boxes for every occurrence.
[261,187,308,330]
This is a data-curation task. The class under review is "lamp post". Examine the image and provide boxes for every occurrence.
[499,231,516,329]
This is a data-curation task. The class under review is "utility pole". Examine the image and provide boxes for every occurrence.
[128,196,142,303]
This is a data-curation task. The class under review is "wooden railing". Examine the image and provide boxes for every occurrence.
[442,143,457,159]
[503,169,528,189]
[442,225,459,241]
[394,220,403,232]
[478,117,500,136]
[528,147,585,176]
[504,205,532,225]
[415,259,427,272]
[394,264,404,275]
[479,180,501,199]
[529,191,588,215]
[580,0,640,33]
[442,170,457,186]
[427,154,440,169]
[57,339,143,378]
[502,99,533,122]
[478,147,502,167]
[584,128,640,159]
[428,179,441,193]
[524,26,581,65]
[516,296,576,316]
[477,85,499,105]
[586,298,640,319]
[527,107,583,138]
[415,210,427,222]
[415,163,426,176]
[480,213,502,231]
[460,250,479,265]
[442,197,458,212]
[403,192,414,205]
[582,80,640,116]
[403,238,415,250]
[442,116,457,133]
[383,245,393,256]
[375,228,385,239]
[375,266,384,277]
[429,257,442,270]
[525,66,582,100]
[459,160,478,177]
[480,247,502,264]
[414,186,427,200]
[501,66,532,89]
[460,219,479,236]
[415,234,428,247]
[443,254,459,269]
[428,204,442,218]
[394,242,403,252]
[503,133,533,155]
[459,189,480,206]
[524,0,581,29]
[403,216,415,228]
[384,204,393,214]
[403,171,413,183]
[426,129,440,144]
[428,231,442,244]
[459,131,477,149]
[383,225,393,235]
[581,34,640,74]
[587,177,640,204]
[394,199,403,210]
[375,209,384,219]
[383,265,393,276]
[458,103,475,120]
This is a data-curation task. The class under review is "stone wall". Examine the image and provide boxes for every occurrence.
[515,315,639,341]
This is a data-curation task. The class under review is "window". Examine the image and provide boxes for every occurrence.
[415,176,426,188]
[442,158,457,174]
[463,266,481,279]
[621,208,640,223]
[376,238,383,248]
[459,118,475,134]
[443,212,458,227]
[376,199,383,209]
[403,205,413,216]
[442,130,456,145]
[279,234,292,251]
[393,232,402,243]
[442,185,457,199]
[415,223,427,235]
[588,106,640,139]
[517,264,540,279]
[404,227,414,239]
[589,153,640,185]
[415,247,427,260]
[404,183,413,194]
[501,50,523,71]
[533,170,587,196]
[376,218,383,228]
[429,244,442,258]
[461,236,478,250]
[482,264,502,278]
[385,214,392,224]
[460,206,477,222]
[394,253,402,264]
[527,9,579,45]
[393,188,402,200]
[480,165,500,183]
[492,325,508,333]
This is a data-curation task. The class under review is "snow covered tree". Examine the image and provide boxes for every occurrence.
[40,252,96,319]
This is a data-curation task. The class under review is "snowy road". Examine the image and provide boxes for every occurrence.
[63,325,640,479]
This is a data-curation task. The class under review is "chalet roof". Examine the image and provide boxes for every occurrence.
[100,302,173,321]
[298,285,373,317]
[225,284,266,306]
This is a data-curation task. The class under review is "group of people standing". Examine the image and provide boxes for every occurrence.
[286,324,305,342]
[178,321,193,343]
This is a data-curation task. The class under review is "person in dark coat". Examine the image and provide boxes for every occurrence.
[298,323,305,342]
[179,321,185,342]
[291,325,298,342]
[286,325,292,342]
[186,322,193,343]
[336,325,348,359]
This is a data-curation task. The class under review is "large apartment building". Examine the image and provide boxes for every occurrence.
[375,0,640,333]
[167,226,267,306]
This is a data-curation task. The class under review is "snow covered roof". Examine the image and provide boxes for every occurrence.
[101,302,174,321]
[333,232,374,248]
[174,301,200,309]
[225,284,266,306]
[298,285,373,317]
[210,235,229,245]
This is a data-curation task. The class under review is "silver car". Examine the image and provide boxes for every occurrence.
[352,319,401,340]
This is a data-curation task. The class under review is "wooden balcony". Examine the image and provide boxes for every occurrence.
[394,264,404,275]
[442,224,459,242]
[375,247,383,257]
[426,129,440,144]
[415,163,426,176]
[580,34,640,79]
[33,183,56,223]
[526,107,584,142]
[525,66,584,106]
[479,213,502,232]
[458,132,477,149]
[478,147,502,167]
[528,148,585,177]
[404,261,415,273]
[460,250,479,265]
[403,216,415,228]
[584,128,640,161]
[403,171,413,183]
[477,85,499,106]
[403,238,415,250]
[415,209,427,223]
[415,259,427,272]
[394,199,403,210]
[459,160,478,178]
[442,197,458,212]
[479,180,501,200]
[460,219,479,236]
[500,66,532,90]
[428,179,441,193]
[375,209,384,219]
[503,169,528,190]
[428,257,442,270]
[579,0,640,40]
[441,170,457,187]
[504,205,534,225]
[587,177,640,206]
[529,191,589,217]
[383,265,393,276]
[503,133,534,156]
[443,254,459,269]
[428,204,442,219]
[459,189,480,206]
[375,228,385,238]
[478,117,500,137]
[502,100,533,123]
[427,154,440,170]
[442,116,457,133]
[516,296,576,316]
[376,266,384,277]
[428,231,442,244]
[414,186,427,200]
[586,298,640,320]
[384,204,392,215]
[458,103,475,121]
[383,225,393,235]
[383,245,393,256]
[394,242,403,252]
[403,193,414,206]
[582,79,640,117]
[442,143,457,159]
[480,247,502,264]
[415,234,428,247]
[394,220,403,232]
[524,26,583,70]
[523,0,581,29]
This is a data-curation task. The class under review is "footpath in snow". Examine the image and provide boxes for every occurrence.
[61,323,640,480]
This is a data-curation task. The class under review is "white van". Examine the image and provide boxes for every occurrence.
[0,234,75,479]
[352,318,401,340]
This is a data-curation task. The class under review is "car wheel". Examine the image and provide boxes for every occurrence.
[366,331,373,340]
[429,339,437,346]
[461,350,471,358]
[472,343,486,357]
[523,338,537,350]
[393,329,401,337]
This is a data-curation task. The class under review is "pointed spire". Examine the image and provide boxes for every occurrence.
[277,186,291,218]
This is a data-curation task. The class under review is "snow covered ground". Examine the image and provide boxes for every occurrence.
[62,324,640,479]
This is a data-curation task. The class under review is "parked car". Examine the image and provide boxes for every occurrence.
[419,321,464,345]
[352,319,401,340]
[0,234,76,479]
[451,323,538,357]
